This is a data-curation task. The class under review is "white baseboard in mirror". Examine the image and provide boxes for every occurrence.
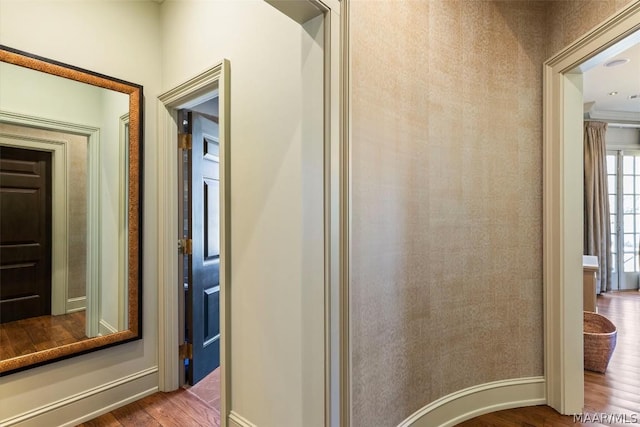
[99,320,118,336]
[398,377,546,427]
[228,411,258,427]
[66,297,86,313]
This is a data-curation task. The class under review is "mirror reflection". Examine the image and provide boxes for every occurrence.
[0,46,142,375]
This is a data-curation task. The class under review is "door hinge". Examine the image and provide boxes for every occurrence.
[178,133,192,150]
[179,342,193,360]
[178,238,193,255]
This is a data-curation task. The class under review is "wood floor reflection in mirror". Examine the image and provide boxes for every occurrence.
[0,312,88,359]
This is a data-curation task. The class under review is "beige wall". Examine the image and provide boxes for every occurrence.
[160,1,325,426]
[350,1,635,425]
[0,1,162,424]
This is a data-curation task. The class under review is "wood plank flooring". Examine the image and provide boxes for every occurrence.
[459,291,640,426]
[0,311,87,359]
[78,368,221,427]
[79,292,639,427]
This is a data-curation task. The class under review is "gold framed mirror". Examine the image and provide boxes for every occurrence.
[0,45,142,375]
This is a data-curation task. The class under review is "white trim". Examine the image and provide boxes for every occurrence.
[228,411,257,427]
[543,0,640,415]
[585,108,640,124]
[265,0,323,24]
[66,296,86,313]
[340,2,351,427]
[99,319,118,336]
[118,113,130,331]
[398,377,546,427]
[0,367,158,427]
[156,95,180,392]
[157,61,230,427]
[85,119,101,338]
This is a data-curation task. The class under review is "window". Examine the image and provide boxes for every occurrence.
[607,152,617,274]
[606,150,640,290]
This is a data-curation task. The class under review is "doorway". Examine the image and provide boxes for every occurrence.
[157,60,230,420]
[0,145,52,323]
[178,104,221,389]
[543,1,640,415]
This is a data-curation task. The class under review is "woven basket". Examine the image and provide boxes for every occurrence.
[584,311,617,373]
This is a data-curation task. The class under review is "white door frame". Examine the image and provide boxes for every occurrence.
[0,111,101,327]
[157,60,230,408]
[543,0,640,414]
[156,1,349,427]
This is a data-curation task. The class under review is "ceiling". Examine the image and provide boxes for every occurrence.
[583,31,640,124]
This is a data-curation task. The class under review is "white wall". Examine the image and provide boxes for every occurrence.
[0,1,162,425]
[160,1,325,426]
[99,89,130,332]
[300,13,325,427]
[0,61,103,123]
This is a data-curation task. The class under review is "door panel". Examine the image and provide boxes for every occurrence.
[0,146,52,323]
[186,112,220,384]
[204,179,220,260]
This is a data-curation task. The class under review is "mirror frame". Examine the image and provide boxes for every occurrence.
[0,45,143,375]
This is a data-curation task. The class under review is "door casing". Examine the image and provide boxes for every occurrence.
[157,60,231,421]
[543,0,640,414]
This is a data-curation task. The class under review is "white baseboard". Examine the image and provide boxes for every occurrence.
[229,410,258,427]
[99,319,118,336]
[66,297,86,313]
[398,376,546,427]
[0,367,158,427]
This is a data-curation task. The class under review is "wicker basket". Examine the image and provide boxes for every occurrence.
[583,311,617,373]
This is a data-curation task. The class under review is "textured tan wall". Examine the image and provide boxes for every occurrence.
[351,0,638,425]
[351,2,546,424]
[547,0,636,57]
[68,138,87,299]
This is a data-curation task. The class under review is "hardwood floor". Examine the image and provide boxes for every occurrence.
[0,311,87,359]
[79,293,639,427]
[187,366,221,409]
[78,368,221,427]
[459,291,640,426]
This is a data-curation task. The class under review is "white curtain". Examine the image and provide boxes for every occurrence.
[584,121,611,294]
